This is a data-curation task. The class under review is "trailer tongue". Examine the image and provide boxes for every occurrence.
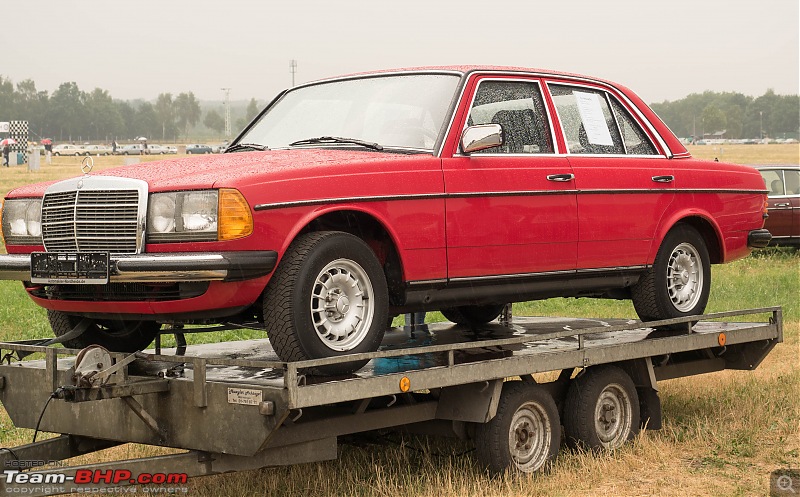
[0,308,782,496]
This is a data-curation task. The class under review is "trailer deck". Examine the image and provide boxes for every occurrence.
[0,307,782,495]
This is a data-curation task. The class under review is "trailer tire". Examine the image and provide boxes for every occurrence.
[441,304,506,326]
[48,310,160,352]
[563,365,640,451]
[263,231,389,375]
[475,382,560,474]
[632,224,710,329]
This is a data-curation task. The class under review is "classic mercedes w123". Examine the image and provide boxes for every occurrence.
[0,66,771,373]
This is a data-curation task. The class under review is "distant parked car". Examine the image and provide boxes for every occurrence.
[52,144,87,156]
[212,143,229,153]
[147,144,167,155]
[118,144,144,155]
[186,144,212,154]
[165,146,178,154]
[758,166,800,246]
[84,145,112,156]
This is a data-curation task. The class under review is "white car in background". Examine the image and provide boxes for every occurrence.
[146,144,167,155]
[118,144,144,155]
[52,144,88,156]
[84,145,112,156]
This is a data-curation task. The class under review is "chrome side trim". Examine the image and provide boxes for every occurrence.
[407,265,649,286]
[254,188,766,211]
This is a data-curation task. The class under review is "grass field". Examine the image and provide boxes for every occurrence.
[0,144,797,496]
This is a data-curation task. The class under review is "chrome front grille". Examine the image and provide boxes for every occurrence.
[41,181,145,254]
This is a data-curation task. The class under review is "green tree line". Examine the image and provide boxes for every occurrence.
[2,76,796,143]
[651,90,799,140]
[0,76,262,142]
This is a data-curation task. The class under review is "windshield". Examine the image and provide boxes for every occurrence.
[238,74,461,151]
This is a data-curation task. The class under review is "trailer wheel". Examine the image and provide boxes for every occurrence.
[263,231,389,375]
[632,224,710,328]
[475,382,560,474]
[48,310,160,352]
[441,304,506,326]
[563,365,640,450]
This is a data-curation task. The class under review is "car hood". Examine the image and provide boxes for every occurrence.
[6,149,433,198]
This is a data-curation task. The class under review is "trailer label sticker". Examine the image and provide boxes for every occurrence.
[227,387,263,405]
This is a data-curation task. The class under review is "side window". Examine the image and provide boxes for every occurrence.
[760,170,785,196]
[549,84,624,155]
[467,81,554,154]
[609,98,658,155]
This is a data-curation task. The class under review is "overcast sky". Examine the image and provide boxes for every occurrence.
[2,0,797,104]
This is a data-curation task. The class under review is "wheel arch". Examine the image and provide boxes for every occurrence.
[280,207,407,306]
[652,212,723,264]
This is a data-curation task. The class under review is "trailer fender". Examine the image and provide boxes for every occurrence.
[435,379,503,423]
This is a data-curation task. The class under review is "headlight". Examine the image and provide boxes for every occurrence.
[1,198,43,245]
[146,189,252,242]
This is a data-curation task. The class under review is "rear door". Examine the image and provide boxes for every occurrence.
[546,82,673,269]
[442,76,578,279]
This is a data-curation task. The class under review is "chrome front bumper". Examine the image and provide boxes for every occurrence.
[0,251,278,283]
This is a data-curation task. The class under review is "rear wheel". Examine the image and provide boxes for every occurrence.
[48,310,160,352]
[475,382,560,474]
[441,304,506,326]
[632,225,710,326]
[263,231,389,375]
[563,365,640,450]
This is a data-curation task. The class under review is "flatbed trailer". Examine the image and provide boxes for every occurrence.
[0,307,782,495]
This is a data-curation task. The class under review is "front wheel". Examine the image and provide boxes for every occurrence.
[48,310,160,352]
[631,225,711,325]
[263,231,389,375]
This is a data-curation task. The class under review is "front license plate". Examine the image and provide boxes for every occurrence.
[31,252,110,284]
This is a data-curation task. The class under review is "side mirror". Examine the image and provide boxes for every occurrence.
[460,124,503,154]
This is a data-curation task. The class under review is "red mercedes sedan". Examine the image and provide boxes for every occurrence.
[0,66,771,373]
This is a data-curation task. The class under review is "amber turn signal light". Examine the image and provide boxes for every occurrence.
[718,333,727,347]
[399,376,411,393]
[218,189,253,241]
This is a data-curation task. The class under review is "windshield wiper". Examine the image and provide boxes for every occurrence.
[289,136,384,151]
[225,142,269,153]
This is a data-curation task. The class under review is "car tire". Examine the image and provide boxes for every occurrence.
[263,231,389,375]
[441,304,506,326]
[48,310,160,352]
[563,365,640,451]
[631,224,711,327]
[475,382,561,474]
[74,152,79,156]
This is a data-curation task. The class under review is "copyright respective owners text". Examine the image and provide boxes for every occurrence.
[772,469,800,496]
[2,464,190,494]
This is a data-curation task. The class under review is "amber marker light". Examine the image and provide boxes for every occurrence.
[218,189,254,240]
[718,333,727,347]
[399,376,411,393]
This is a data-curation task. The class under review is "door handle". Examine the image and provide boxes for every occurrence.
[547,173,575,182]
[652,175,674,183]
[774,203,791,207]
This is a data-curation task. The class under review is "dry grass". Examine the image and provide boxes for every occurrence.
[687,143,799,165]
